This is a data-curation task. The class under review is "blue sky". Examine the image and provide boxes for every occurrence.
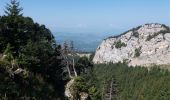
[0,0,170,34]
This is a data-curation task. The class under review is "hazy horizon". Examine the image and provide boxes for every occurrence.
[0,0,170,51]
[0,0,170,34]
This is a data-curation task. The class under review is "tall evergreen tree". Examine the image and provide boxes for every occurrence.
[0,0,24,55]
[5,0,23,16]
[0,0,66,99]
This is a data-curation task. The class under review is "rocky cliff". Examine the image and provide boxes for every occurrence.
[93,23,170,66]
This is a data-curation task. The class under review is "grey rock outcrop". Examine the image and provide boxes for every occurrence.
[93,23,170,66]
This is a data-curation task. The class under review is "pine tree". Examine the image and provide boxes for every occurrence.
[0,0,24,55]
[5,0,23,16]
[0,0,66,99]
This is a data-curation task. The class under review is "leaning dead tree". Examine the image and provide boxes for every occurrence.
[63,41,77,78]
[63,41,72,78]
[109,78,113,100]
[70,41,77,77]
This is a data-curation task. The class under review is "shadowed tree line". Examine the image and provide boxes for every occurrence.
[0,0,67,99]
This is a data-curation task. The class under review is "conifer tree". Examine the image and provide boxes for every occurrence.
[0,0,66,99]
[5,0,23,16]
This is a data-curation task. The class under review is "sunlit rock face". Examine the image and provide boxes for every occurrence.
[93,23,170,66]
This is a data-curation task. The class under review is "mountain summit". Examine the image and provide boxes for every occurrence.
[93,23,170,66]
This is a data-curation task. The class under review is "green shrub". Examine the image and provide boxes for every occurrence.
[146,29,170,41]
[70,76,88,99]
[132,31,139,38]
[134,48,141,57]
[115,40,127,48]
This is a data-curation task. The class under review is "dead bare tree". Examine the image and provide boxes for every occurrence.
[62,41,78,78]
[109,78,113,100]
[70,41,77,77]
[63,41,72,78]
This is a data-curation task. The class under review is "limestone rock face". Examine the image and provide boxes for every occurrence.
[65,79,74,99]
[93,23,170,66]
[79,92,90,100]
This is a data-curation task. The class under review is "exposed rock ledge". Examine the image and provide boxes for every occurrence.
[93,23,170,66]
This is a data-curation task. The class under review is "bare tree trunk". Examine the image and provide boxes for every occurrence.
[102,85,104,100]
[72,58,77,77]
[66,61,72,78]
[109,78,113,100]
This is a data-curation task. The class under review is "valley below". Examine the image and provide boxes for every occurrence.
[54,32,114,52]
[64,23,170,100]
[0,0,170,100]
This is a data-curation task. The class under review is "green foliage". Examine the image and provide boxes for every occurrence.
[88,63,170,100]
[114,40,127,48]
[74,76,88,92]
[70,76,88,99]
[107,25,141,39]
[88,86,97,95]
[88,86,100,100]
[5,0,23,16]
[146,32,162,41]
[75,57,101,99]
[0,61,58,100]
[146,27,170,41]
[132,31,139,38]
[3,44,14,62]
[134,47,141,57]
[89,52,95,62]
[75,56,93,75]
[0,0,66,99]
[0,0,54,55]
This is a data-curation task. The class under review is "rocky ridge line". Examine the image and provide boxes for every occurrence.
[93,23,170,66]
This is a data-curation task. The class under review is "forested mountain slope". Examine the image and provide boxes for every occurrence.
[0,0,66,99]
[90,63,170,100]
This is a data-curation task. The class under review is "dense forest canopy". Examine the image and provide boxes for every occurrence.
[90,63,170,100]
[0,0,66,99]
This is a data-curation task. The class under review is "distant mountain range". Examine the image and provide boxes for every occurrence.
[54,32,114,52]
